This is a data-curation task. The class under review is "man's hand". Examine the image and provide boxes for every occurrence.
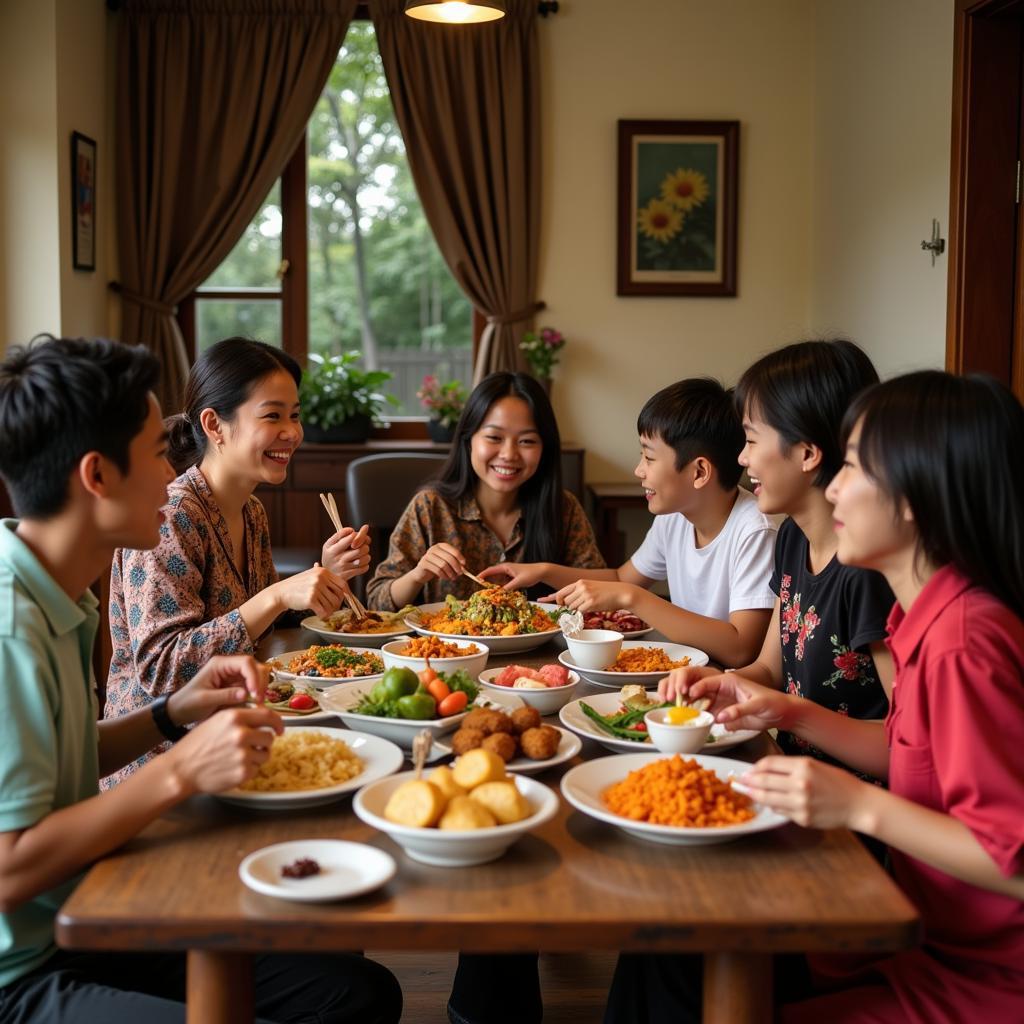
[479,562,547,589]
[166,655,270,727]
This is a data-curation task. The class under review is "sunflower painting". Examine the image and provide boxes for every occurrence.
[617,120,739,296]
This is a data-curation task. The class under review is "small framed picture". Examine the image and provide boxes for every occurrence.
[617,119,739,297]
[71,131,97,271]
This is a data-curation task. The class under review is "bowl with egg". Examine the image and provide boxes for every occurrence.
[644,706,715,754]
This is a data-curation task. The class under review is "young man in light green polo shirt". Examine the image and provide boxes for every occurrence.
[0,337,402,1023]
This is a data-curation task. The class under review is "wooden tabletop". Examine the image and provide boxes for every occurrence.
[57,626,918,1023]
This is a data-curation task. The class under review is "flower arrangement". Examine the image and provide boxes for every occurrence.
[519,326,566,380]
[417,374,467,429]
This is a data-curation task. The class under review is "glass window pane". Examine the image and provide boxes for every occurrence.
[203,181,282,289]
[307,23,473,415]
[196,299,282,353]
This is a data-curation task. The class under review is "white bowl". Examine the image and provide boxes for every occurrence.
[644,708,715,753]
[477,667,580,715]
[560,753,788,846]
[380,638,489,679]
[318,683,522,750]
[404,602,561,655]
[558,640,709,689]
[353,770,559,866]
[563,629,624,670]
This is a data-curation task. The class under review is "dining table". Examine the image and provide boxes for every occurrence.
[57,625,919,1024]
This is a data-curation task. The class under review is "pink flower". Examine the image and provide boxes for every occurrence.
[833,650,862,680]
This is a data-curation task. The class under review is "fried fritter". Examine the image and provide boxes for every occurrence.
[519,725,561,760]
[481,731,518,762]
[510,706,542,735]
[450,727,486,755]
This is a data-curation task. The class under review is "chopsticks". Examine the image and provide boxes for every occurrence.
[318,491,370,618]
[462,569,496,589]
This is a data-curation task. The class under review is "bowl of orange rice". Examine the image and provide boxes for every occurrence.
[557,640,708,689]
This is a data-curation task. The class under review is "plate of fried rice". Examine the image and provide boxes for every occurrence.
[216,729,403,809]
[406,591,561,654]
[557,640,708,688]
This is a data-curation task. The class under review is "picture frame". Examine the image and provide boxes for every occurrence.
[617,119,739,297]
[71,131,97,271]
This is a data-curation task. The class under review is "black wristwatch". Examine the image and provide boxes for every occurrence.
[151,695,189,742]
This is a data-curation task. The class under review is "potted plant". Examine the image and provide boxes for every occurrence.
[520,326,566,392]
[299,351,399,444]
[417,374,467,443]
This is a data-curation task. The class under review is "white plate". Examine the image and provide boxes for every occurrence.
[557,640,708,688]
[217,729,404,809]
[432,725,583,775]
[318,684,524,750]
[404,601,561,654]
[239,839,396,902]
[477,666,580,715]
[559,691,760,754]
[560,752,788,846]
[269,646,386,685]
[354,771,558,866]
[301,615,412,648]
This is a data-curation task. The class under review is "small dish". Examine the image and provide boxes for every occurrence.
[239,839,396,902]
[381,638,489,679]
[477,667,580,715]
[563,629,623,670]
[644,708,715,753]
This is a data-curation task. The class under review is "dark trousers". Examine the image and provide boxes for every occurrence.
[448,953,542,1024]
[0,948,402,1024]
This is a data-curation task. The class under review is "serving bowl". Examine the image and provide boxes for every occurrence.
[477,667,580,716]
[563,629,623,669]
[380,638,489,679]
[644,708,714,754]
[404,601,561,655]
[353,770,559,866]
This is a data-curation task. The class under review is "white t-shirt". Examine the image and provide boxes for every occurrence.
[630,488,777,621]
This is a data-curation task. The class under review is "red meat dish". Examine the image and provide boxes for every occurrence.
[537,664,569,688]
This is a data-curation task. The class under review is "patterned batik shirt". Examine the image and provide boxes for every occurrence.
[769,517,893,767]
[102,465,278,785]
[366,488,605,610]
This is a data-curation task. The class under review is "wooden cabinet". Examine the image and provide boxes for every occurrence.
[256,440,586,549]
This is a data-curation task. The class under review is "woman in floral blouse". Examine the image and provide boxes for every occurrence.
[103,338,367,784]
[367,371,604,611]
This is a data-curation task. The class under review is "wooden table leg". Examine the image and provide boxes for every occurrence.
[702,951,772,1024]
[187,950,253,1024]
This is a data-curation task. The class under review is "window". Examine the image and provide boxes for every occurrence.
[182,22,474,419]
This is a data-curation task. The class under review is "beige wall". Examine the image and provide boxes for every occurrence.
[0,0,61,347]
[539,0,816,484]
[809,0,953,378]
[0,0,114,351]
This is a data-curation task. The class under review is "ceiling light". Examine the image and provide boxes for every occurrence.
[404,0,506,24]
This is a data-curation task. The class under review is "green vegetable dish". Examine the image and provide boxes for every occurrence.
[352,669,481,721]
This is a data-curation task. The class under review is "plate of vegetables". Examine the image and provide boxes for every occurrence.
[318,665,522,750]
[558,688,760,755]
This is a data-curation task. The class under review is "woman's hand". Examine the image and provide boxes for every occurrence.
[543,578,634,612]
[658,669,796,733]
[166,655,269,727]
[271,564,347,617]
[321,524,371,581]
[166,706,283,795]
[413,543,466,583]
[479,561,546,590]
[739,756,872,830]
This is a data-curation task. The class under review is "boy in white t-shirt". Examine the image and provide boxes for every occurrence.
[482,379,777,666]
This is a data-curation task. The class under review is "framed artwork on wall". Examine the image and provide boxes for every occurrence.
[617,119,739,297]
[71,131,97,271]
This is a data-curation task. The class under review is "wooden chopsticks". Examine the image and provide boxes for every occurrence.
[318,491,370,618]
[462,569,495,589]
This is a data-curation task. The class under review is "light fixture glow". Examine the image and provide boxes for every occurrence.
[404,0,506,24]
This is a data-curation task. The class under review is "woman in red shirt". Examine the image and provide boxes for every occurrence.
[605,371,1024,1023]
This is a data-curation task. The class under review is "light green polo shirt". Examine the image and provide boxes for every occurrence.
[0,519,100,990]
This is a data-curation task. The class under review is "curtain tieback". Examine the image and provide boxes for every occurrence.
[485,301,546,326]
[109,282,177,317]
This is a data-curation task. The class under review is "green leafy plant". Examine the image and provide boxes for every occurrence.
[299,351,399,429]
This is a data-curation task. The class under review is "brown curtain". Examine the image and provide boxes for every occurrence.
[115,0,358,410]
[372,0,543,382]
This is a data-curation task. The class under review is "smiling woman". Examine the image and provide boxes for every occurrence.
[101,337,373,787]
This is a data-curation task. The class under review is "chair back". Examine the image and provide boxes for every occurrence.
[346,453,448,574]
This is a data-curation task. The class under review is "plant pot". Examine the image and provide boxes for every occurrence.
[426,419,456,444]
[303,415,373,444]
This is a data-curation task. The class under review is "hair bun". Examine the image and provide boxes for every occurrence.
[165,412,200,474]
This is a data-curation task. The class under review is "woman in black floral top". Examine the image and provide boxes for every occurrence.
[660,339,894,766]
